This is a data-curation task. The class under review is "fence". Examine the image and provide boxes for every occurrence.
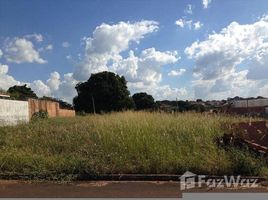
[232,99,268,108]
[0,98,75,126]
[28,99,75,118]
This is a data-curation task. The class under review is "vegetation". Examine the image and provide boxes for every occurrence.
[132,92,155,110]
[31,110,49,121]
[7,85,38,100]
[0,111,267,181]
[73,71,134,113]
[157,100,206,112]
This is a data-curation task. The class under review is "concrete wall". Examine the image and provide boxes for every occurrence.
[233,99,268,108]
[0,99,29,126]
[0,98,75,126]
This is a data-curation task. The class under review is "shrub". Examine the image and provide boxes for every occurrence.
[31,110,49,121]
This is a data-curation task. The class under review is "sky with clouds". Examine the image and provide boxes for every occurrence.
[1,0,268,102]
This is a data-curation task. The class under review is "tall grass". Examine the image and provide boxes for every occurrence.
[0,111,267,180]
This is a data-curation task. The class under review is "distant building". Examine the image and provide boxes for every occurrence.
[227,98,268,116]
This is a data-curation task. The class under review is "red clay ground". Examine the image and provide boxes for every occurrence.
[227,121,268,153]
[0,180,268,198]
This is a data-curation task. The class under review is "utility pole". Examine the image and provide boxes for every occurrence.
[92,95,96,114]
[176,98,179,112]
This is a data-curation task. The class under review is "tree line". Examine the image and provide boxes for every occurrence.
[2,71,156,113]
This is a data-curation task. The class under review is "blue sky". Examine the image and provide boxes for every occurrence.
[1,0,268,102]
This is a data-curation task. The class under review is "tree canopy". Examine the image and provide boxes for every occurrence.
[73,71,134,113]
[7,85,38,100]
[132,92,155,110]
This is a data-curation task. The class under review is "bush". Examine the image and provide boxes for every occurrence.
[31,110,49,121]
[228,147,266,176]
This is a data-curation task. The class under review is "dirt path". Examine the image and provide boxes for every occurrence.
[0,180,182,198]
[0,180,267,198]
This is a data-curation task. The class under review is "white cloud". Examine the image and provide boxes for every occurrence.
[185,16,268,99]
[5,37,47,64]
[111,48,179,85]
[175,19,185,28]
[62,42,70,48]
[54,73,77,103]
[47,71,60,91]
[259,83,268,95]
[193,21,203,30]
[202,0,212,9]
[0,61,76,102]
[175,19,203,30]
[46,44,53,50]
[0,49,3,58]
[0,63,21,90]
[31,72,77,102]
[74,20,159,80]
[128,82,188,100]
[168,68,186,76]
[71,20,186,100]
[185,4,193,14]
[25,33,43,42]
[30,80,51,97]
[0,21,185,102]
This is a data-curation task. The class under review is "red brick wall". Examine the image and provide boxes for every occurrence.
[58,109,76,117]
[28,99,75,118]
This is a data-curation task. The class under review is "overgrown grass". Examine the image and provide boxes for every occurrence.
[0,111,267,180]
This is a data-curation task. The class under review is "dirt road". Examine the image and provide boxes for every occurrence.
[0,180,267,198]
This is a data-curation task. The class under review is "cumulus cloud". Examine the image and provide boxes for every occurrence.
[73,20,159,80]
[168,68,186,76]
[31,72,77,102]
[5,37,47,64]
[62,42,70,48]
[71,20,186,100]
[128,82,188,100]
[30,80,51,97]
[54,73,77,102]
[0,49,3,58]
[0,21,186,102]
[47,71,61,91]
[185,16,268,99]
[175,19,203,30]
[111,48,179,85]
[0,63,21,90]
[202,0,212,9]
[0,61,76,102]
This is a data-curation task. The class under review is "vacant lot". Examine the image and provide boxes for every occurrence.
[0,111,267,180]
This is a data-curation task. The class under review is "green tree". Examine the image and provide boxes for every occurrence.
[7,85,38,100]
[132,92,155,110]
[73,71,134,113]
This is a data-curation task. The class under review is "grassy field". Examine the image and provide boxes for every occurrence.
[0,111,267,180]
